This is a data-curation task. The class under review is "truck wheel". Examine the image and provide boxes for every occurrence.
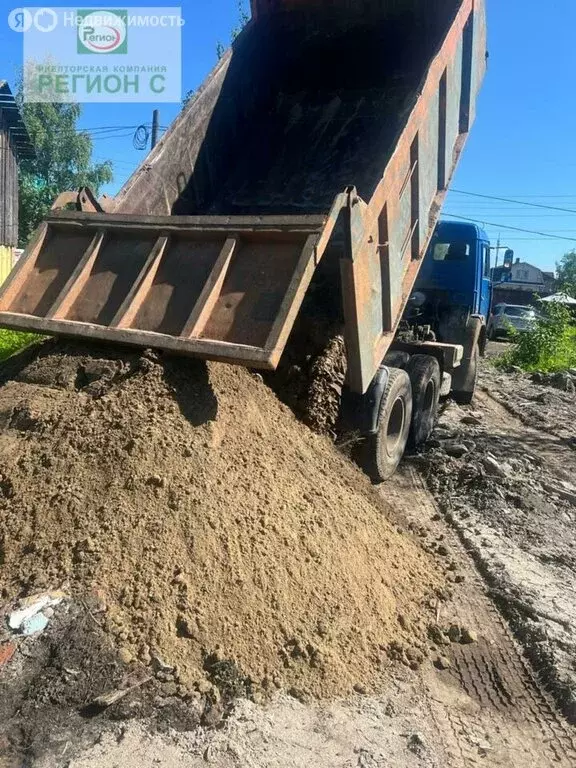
[452,343,479,405]
[406,355,441,447]
[363,368,413,482]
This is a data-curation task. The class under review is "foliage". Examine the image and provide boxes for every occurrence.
[495,300,576,373]
[217,1,249,60]
[0,330,43,361]
[556,250,576,297]
[17,89,113,246]
[182,89,196,107]
[183,2,249,105]
[230,0,250,41]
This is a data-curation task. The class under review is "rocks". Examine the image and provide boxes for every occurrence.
[434,655,451,670]
[118,648,134,665]
[287,686,310,703]
[151,653,174,674]
[427,624,449,646]
[531,371,576,393]
[542,483,576,505]
[552,372,575,393]
[196,679,212,695]
[447,624,462,643]
[444,443,470,458]
[146,475,165,488]
[482,455,507,477]
[461,415,482,426]
[407,733,426,756]
[460,627,478,645]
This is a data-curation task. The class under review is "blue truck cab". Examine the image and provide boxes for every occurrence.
[412,221,492,332]
[412,221,492,329]
[393,220,492,407]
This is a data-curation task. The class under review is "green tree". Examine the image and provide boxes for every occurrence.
[17,96,113,246]
[556,250,576,297]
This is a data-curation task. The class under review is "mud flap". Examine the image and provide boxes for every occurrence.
[340,365,391,436]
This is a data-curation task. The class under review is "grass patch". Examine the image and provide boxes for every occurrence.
[0,329,44,362]
[494,301,576,373]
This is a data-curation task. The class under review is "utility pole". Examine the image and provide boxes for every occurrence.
[151,109,160,149]
[494,233,501,269]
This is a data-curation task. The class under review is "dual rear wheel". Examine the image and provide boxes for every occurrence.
[364,355,441,482]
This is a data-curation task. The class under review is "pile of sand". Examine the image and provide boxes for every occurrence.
[0,341,441,698]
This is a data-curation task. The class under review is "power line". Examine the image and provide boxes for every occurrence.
[443,213,576,242]
[447,212,576,216]
[455,194,576,199]
[451,189,576,215]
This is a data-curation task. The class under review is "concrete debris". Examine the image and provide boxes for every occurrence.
[7,591,66,635]
[21,613,49,636]
[443,443,470,458]
[482,455,507,477]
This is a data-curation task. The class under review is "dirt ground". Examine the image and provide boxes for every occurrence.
[415,343,576,722]
[0,340,443,765]
[2,341,576,767]
[30,467,576,768]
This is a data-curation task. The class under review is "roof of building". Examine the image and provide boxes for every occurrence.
[0,80,35,160]
[512,261,541,270]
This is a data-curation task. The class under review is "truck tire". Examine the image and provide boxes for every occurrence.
[363,368,413,482]
[452,343,479,405]
[406,355,441,447]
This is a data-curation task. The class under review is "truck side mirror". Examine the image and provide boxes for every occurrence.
[504,249,514,267]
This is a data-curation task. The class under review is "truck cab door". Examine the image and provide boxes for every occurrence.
[478,240,491,318]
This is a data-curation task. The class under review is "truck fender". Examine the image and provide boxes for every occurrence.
[340,365,391,436]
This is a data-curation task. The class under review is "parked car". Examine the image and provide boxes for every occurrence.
[487,304,538,340]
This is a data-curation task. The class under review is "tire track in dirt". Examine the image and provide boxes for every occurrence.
[384,469,576,767]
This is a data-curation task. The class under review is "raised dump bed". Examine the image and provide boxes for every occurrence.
[0,0,486,396]
[0,207,343,368]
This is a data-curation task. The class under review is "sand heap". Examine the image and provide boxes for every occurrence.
[0,341,441,698]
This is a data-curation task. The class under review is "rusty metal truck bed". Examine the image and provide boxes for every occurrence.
[0,0,486,393]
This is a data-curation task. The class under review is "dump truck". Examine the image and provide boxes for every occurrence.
[0,0,488,480]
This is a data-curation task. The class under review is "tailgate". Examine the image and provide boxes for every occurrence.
[0,202,343,369]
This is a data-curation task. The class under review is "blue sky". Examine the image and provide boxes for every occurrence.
[1,0,575,272]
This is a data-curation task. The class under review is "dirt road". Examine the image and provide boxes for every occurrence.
[417,347,576,723]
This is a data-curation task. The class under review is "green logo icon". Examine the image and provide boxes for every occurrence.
[77,9,128,54]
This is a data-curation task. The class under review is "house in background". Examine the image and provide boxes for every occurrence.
[491,258,556,307]
[0,80,35,283]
